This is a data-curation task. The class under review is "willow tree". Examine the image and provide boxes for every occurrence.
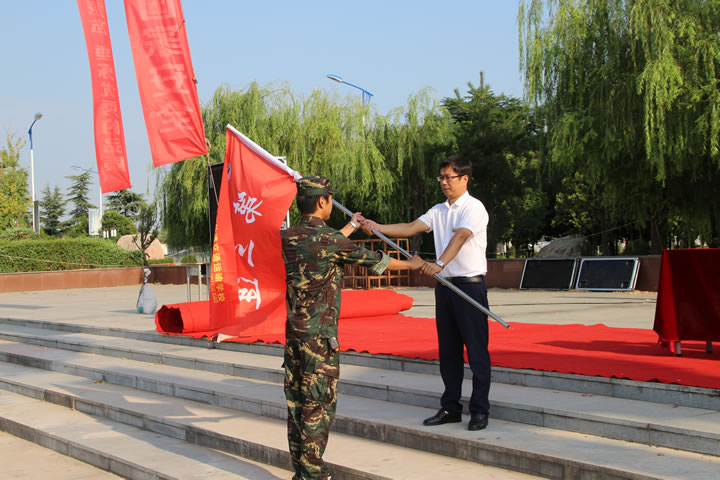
[370,89,455,253]
[159,83,395,251]
[156,156,211,251]
[520,0,720,250]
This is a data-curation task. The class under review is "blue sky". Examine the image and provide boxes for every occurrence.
[1,0,524,206]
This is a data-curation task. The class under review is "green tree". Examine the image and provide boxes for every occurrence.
[106,189,144,217]
[101,210,137,238]
[134,202,158,265]
[64,217,90,238]
[64,171,94,233]
[520,0,720,251]
[39,184,65,236]
[0,133,30,231]
[505,156,550,256]
[443,77,545,255]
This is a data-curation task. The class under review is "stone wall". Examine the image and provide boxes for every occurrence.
[0,257,661,293]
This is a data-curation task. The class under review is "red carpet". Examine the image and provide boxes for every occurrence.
[155,293,720,390]
[338,315,720,390]
[154,290,414,341]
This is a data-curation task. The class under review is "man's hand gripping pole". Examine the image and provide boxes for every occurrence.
[332,199,511,329]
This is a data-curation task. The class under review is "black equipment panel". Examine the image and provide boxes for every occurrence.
[575,257,640,291]
[207,163,224,243]
[520,258,577,290]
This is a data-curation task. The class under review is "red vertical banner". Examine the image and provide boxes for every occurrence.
[77,0,132,193]
[209,126,299,338]
[124,0,208,167]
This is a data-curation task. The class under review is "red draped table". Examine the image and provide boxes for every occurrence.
[653,248,720,355]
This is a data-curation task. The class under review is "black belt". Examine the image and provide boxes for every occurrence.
[440,275,485,285]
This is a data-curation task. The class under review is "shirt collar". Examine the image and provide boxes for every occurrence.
[300,215,326,226]
[443,191,470,209]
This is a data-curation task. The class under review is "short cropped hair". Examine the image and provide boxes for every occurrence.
[440,154,472,179]
[297,193,330,215]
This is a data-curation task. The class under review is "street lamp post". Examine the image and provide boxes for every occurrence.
[326,74,373,105]
[28,112,43,232]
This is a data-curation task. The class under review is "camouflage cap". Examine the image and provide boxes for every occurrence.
[296,176,338,197]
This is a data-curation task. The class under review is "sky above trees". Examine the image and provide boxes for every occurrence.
[0,1,524,205]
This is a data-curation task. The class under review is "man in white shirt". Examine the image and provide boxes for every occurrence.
[360,154,491,431]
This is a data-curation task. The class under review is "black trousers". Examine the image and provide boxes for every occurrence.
[434,281,490,416]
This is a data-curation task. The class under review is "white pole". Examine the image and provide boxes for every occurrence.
[30,146,36,231]
[28,113,42,233]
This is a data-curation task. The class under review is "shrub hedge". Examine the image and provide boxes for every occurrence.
[148,257,176,265]
[0,237,142,273]
[0,227,44,241]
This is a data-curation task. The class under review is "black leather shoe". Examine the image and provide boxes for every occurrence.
[468,413,488,431]
[423,409,461,426]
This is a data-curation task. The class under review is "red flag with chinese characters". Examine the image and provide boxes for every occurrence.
[77,0,132,193]
[124,0,207,167]
[208,126,299,338]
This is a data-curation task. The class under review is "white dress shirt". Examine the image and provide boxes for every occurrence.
[417,191,489,278]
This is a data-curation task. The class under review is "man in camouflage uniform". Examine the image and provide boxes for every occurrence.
[281,176,422,480]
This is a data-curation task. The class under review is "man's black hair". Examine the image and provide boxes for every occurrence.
[297,193,330,215]
[441,154,472,178]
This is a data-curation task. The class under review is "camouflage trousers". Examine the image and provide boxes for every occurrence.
[284,337,339,480]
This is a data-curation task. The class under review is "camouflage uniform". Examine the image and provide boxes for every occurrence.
[281,177,390,480]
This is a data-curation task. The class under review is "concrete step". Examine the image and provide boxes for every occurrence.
[0,361,538,480]
[0,326,719,458]
[0,430,122,479]
[2,316,718,412]
[0,389,291,479]
[1,344,720,479]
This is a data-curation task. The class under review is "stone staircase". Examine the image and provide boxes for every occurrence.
[0,316,718,479]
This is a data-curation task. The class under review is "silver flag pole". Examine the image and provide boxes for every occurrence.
[333,199,511,329]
